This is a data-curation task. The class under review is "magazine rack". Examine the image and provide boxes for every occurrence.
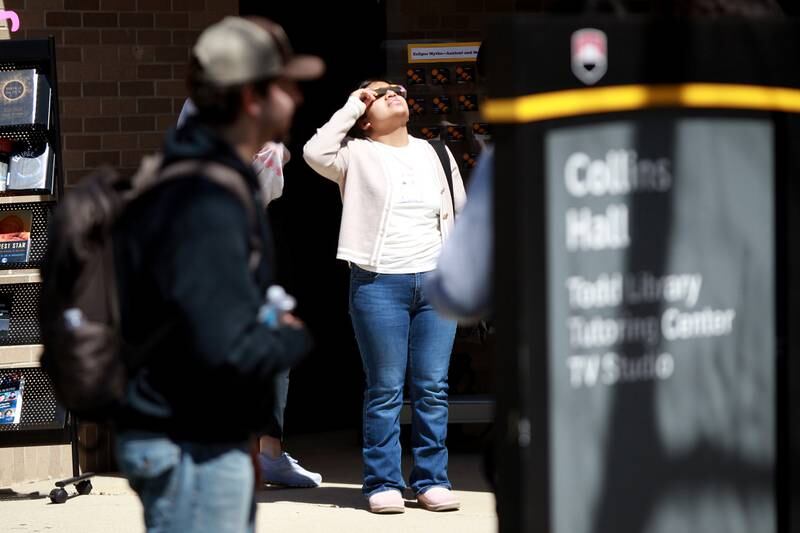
[0,38,92,503]
[0,367,93,502]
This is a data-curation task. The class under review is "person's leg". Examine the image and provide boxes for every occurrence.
[259,369,289,459]
[257,370,322,487]
[407,273,458,497]
[349,266,413,498]
[116,433,255,532]
[115,431,182,532]
[259,434,282,459]
[187,442,255,533]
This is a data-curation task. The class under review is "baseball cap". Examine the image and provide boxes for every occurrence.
[192,16,324,87]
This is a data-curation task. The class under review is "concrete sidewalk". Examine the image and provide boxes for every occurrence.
[1,430,498,533]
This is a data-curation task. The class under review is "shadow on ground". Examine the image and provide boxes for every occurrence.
[281,428,493,493]
[256,484,366,510]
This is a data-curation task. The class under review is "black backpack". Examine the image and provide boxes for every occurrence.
[40,155,261,421]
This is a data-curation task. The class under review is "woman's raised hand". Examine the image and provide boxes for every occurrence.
[351,88,377,106]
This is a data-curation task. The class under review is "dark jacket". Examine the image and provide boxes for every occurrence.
[113,121,311,442]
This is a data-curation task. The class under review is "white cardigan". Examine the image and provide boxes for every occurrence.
[303,96,467,268]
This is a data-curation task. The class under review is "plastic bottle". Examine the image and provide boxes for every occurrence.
[258,285,296,329]
[62,307,85,329]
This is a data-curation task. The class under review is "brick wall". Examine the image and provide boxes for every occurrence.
[386,0,544,40]
[3,0,238,185]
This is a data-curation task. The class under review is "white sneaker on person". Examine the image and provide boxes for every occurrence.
[258,452,322,487]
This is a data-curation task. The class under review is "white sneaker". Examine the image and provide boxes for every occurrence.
[258,452,322,487]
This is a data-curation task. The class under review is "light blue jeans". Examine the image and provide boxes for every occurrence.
[116,431,255,533]
[349,266,457,496]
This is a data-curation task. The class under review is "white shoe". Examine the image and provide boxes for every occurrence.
[258,452,322,487]
[417,487,460,511]
[368,489,405,514]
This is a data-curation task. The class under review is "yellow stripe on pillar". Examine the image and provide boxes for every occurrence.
[482,84,800,123]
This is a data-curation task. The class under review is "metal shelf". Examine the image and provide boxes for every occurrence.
[0,269,40,285]
[0,195,55,205]
[0,344,42,367]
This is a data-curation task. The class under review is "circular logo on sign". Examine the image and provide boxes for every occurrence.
[571,28,608,86]
[3,80,25,100]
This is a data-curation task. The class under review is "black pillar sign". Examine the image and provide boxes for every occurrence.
[486,17,800,533]
[547,116,774,533]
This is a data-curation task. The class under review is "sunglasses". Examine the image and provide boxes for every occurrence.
[373,85,407,99]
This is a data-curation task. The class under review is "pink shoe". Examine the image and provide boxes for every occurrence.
[417,487,461,512]
[368,489,405,514]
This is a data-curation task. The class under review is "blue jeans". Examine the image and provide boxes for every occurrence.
[116,432,255,533]
[349,266,457,496]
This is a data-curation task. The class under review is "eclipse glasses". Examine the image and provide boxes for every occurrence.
[373,85,407,99]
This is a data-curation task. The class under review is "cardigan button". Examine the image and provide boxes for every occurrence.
[443,213,449,220]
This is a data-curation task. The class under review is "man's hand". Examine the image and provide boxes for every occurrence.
[279,312,304,329]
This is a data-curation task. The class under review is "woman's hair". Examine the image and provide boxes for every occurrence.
[186,57,273,127]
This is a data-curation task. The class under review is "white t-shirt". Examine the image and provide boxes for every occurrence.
[359,140,442,274]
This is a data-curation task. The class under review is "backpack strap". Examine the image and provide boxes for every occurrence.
[153,157,264,273]
[429,139,455,214]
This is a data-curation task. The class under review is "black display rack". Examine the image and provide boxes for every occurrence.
[387,39,495,427]
[0,37,93,504]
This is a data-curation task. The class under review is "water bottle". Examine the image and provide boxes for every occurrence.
[258,285,296,328]
[63,308,85,329]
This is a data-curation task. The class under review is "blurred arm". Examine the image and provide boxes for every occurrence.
[425,149,494,323]
[303,96,365,185]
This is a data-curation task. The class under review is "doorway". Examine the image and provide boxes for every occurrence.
[238,2,388,432]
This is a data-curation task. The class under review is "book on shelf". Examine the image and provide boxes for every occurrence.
[0,69,51,128]
[0,296,9,339]
[7,143,53,191]
[0,371,23,425]
[0,210,31,264]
